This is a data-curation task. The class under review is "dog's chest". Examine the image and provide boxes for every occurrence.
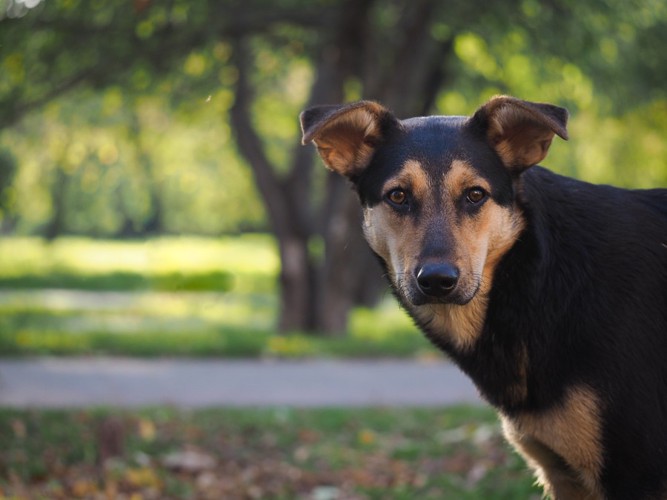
[500,385,604,497]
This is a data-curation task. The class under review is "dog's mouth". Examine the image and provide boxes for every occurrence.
[408,288,474,306]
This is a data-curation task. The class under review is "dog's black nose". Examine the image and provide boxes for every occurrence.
[416,263,459,298]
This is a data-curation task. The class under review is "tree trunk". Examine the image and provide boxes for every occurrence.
[128,110,164,235]
[277,235,316,331]
[44,165,68,241]
[319,198,383,332]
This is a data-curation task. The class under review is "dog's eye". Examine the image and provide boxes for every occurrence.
[466,187,486,204]
[386,189,408,206]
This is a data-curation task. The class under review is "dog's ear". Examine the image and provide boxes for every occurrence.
[469,96,568,173]
[300,100,396,179]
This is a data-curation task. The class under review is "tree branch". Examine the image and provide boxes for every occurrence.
[0,72,89,130]
[228,36,294,238]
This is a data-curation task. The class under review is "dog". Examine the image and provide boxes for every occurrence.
[300,96,667,499]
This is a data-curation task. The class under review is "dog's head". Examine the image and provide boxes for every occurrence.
[301,97,567,346]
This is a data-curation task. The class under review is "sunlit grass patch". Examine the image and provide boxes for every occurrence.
[0,235,278,276]
[266,335,318,357]
[0,235,278,293]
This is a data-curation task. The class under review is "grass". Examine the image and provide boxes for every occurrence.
[0,270,235,292]
[0,406,540,499]
[0,235,277,293]
[0,236,437,358]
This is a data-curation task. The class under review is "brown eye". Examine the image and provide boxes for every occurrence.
[387,189,407,206]
[466,187,486,204]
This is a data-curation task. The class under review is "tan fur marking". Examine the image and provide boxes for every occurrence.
[487,103,557,168]
[446,159,492,197]
[313,108,381,176]
[501,386,604,499]
[384,160,431,200]
[494,139,516,167]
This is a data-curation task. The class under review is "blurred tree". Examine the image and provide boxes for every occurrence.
[1,0,666,333]
[43,161,69,240]
[0,147,17,232]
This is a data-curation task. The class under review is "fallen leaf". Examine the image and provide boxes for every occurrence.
[163,449,217,472]
[293,445,310,463]
[11,419,26,439]
[138,418,156,441]
[298,428,320,443]
[124,467,161,489]
[70,478,98,497]
[104,477,118,499]
[357,429,376,445]
[196,471,219,491]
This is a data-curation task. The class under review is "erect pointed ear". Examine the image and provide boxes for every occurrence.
[469,95,569,173]
[300,100,397,179]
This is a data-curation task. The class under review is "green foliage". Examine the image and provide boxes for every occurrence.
[0,406,540,498]
[440,20,667,188]
[2,90,266,235]
[2,0,666,237]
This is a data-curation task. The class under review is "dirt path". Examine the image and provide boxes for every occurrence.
[0,357,482,408]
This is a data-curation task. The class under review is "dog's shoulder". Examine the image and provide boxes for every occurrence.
[520,167,667,247]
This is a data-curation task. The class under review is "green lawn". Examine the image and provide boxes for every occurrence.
[0,236,437,358]
[0,406,540,499]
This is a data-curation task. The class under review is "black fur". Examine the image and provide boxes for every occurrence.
[476,168,667,496]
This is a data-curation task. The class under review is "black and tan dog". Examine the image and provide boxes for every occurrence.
[300,96,667,499]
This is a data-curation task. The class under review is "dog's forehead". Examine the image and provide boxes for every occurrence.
[357,114,511,206]
[400,115,468,138]
[358,116,467,191]
[387,116,467,159]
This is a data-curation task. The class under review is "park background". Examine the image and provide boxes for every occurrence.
[0,0,666,498]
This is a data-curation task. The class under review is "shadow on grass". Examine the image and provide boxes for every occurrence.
[0,327,271,358]
[0,271,235,293]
